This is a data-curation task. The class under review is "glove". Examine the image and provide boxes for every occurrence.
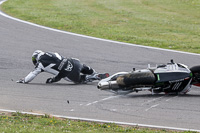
[16,79,25,83]
[46,78,53,84]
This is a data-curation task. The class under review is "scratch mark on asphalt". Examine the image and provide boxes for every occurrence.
[141,96,165,106]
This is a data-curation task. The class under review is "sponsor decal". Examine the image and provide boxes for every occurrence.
[65,61,73,71]
[157,74,160,81]
[58,59,67,70]
[169,79,184,83]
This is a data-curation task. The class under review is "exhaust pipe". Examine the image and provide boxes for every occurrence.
[97,81,120,90]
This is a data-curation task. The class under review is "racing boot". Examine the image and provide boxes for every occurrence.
[85,72,109,82]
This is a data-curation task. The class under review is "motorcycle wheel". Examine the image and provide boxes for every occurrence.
[190,65,200,83]
[117,70,156,86]
[190,65,200,73]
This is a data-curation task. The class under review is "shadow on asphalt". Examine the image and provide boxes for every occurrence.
[27,82,97,86]
[123,93,200,98]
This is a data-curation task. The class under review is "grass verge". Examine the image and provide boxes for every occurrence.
[0,112,196,133]
[1,0,200,53]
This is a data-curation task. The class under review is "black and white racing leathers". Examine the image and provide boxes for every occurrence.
[24,52,94,83]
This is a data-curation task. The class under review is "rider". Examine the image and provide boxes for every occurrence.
[17,50,109,84]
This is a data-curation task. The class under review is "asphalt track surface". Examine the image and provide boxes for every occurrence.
[1,0,200,131]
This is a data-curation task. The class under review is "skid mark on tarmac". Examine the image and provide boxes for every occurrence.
[141,96,166,106]
[141,95,179,111]
[82,94,179,112]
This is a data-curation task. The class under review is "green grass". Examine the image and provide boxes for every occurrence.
[1,0,200,53]
[0,112,196,133]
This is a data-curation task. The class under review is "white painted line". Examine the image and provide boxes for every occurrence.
[92,101,98,104]
[0,0,6,4]
[166,99,171,102]
[101,95,118,101]
[145,104,159,111]
[85,95,119,106]
[86,103,92,106]
[110,109,117,112]
[166,96,178,102]
[0,109,44,116]
[0,108,200,132]
[86,101,98,106]
[70,109,74,112]
[0,0,200,56]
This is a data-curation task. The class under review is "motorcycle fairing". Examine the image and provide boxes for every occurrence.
[154,63,192,83]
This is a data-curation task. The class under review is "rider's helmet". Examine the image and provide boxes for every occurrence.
[32,50,43,66]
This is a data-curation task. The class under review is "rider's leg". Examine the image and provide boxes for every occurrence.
[63,58,83,83]
[80,64,104,82]
[81,64,95,75]
[81,64,109,81]
[77,62,109,83]
[69,60,97,83]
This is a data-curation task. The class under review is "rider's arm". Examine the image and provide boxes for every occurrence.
[24,67,42,83]
[46,73,62,83]
[17,63,43,83]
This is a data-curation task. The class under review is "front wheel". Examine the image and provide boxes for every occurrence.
[190,65,200,73]
[190,65,200,85]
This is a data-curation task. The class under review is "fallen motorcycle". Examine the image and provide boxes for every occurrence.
[97,60,200,95]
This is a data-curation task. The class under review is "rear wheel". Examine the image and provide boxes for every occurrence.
[117,70,156,87]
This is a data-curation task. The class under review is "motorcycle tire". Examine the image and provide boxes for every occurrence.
[190,65,200,83]
[117,70,156,86]
[190,65,200,73]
